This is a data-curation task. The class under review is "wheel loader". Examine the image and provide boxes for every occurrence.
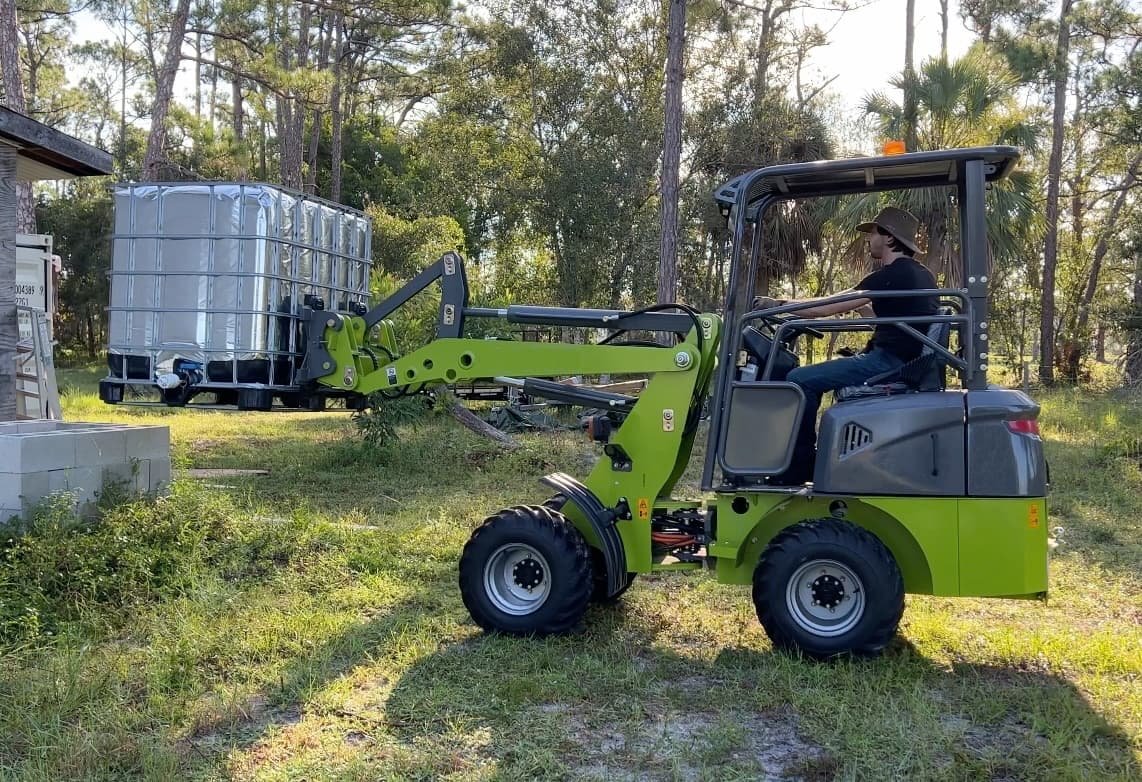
[121,146,1054,658]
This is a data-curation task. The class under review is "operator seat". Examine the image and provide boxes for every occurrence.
[835,307,954,402]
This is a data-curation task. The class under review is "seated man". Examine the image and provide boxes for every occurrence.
[763,206,937,485]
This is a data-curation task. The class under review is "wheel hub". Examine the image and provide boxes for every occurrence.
[513,557,545,590]
[811,573,845,609]
[785,559,866,637]
[483,543,553,616]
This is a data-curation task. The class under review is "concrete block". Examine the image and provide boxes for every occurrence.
[13,421,59,434]
[102,461,141,494]
[0,470,52,510]
[48,466,103,501]
[0,423,171,520]
[130,459,151,494]
[0,473,22,510]
[75,428,128,467]
[149,459,172,492]
[15,471,51,510]
[17,433,77,472]
[125,426,170,460]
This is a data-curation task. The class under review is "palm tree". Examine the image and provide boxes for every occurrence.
[686,91,836,306]
[860,45,1041,287]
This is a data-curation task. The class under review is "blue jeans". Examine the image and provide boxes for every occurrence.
[782,348,904,480]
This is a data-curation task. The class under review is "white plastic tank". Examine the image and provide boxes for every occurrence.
[105,183,371,396]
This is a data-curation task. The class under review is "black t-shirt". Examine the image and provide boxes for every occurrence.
[857,257,938,360]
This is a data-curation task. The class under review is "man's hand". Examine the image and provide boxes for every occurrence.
[751,295,785,310]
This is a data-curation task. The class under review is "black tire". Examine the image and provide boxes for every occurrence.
[459,505,593,635]
[753,519,904,660]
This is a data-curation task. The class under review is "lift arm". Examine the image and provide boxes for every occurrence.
[296,252,723,587]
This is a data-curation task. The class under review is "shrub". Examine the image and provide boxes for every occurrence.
[352,393,432,448]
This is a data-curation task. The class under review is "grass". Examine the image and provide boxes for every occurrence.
[0,366,1139,780]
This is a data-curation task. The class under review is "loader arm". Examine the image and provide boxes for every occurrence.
[301,252,722,577]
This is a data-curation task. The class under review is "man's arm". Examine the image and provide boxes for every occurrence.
[783,290,871,318]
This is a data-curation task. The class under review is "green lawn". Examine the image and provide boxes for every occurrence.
[1,370,1139,780]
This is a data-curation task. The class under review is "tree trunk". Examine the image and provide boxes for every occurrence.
[658,0,685,306]
[120,6,129,172]
[0,0,34,233]
[330,17,345,203]
[1129,249,1142,384]
[903,0,918,151]
[448,399,519,449]
[305,13,334,194]
[939,0,949,59]
[232,80,243,140]
[753,0,775,98]
[143,0,193,180]
[194,21,202,120]
[277,5,311,190]
[1039,0,1074,386]
[1075,152,1140,341]
[306,108,322,192]
[259,112,267,180]
[0,146,17,419]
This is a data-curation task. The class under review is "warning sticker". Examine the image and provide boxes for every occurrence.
[1028,504,1041,529]
[637,498,650,520]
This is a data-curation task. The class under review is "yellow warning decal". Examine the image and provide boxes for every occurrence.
[637,498,650,520]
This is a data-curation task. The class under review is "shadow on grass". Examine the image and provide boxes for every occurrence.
[185,586,1140,781]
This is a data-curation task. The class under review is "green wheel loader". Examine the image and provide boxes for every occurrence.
[278,147,1053,658]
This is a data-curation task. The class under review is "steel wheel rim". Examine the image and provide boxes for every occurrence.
[484,543,552,616]
[785,558,865,637]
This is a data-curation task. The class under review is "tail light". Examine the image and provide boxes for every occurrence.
[1006,418,1040,437]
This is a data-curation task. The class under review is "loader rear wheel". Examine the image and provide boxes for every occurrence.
[460,505,592,635]
[753,519,904,660]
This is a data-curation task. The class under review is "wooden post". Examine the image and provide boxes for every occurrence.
[0,144,16,419]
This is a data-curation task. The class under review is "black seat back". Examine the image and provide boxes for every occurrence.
[866,307,955,390]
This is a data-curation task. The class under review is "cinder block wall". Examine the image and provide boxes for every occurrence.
[0,422,170,521]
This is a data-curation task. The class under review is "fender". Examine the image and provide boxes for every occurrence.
[541,472,627,597]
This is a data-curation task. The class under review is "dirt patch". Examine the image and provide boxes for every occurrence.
[536,703,828,781]
[940,712,1049,759]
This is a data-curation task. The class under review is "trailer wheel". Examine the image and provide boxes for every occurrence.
[460,505,592,635]
[753,519,904,659]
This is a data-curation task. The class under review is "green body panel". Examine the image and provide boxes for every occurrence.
[958,497,1048,597]
[376,320,399,358]
[710,493,1048,598]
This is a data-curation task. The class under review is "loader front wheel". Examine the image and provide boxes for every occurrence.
[460,505,592,635]
[753,519,904,660]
